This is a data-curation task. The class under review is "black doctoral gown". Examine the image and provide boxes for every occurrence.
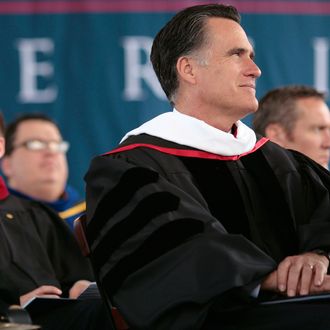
[0,176,114,330]
[85,134,330,330]
[0,195,94,306]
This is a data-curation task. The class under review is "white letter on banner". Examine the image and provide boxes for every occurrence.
[122,36,166,101]
[313,37,329,94]
[16,38,57,103]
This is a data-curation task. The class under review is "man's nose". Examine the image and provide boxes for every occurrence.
[246,58,261,79]
[323,128,330,148]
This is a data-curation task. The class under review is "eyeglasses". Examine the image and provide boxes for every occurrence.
[12,139,70,153]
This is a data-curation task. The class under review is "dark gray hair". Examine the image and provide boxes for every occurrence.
[150,4,240,105]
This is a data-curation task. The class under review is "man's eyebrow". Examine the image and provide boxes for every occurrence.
[226,47,255,59]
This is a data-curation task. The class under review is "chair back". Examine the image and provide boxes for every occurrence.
[73,214,129,330]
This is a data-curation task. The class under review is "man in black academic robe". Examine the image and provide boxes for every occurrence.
[0,176,111,329]
[85,4,330,330]
[86,131,330,329]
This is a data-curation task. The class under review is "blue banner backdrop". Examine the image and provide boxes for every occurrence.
[0,0,329,194]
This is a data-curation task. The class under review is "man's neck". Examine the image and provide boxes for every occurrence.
[174,98,240,132]
[8,183,62,203]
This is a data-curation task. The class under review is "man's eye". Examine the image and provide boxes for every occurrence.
[313,127,324,133]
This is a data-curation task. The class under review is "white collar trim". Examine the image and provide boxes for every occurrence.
[121,109,257,156]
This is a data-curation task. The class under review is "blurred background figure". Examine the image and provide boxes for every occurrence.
[0,112,111,330]
[1,113,85,230]
[253,85,330,169]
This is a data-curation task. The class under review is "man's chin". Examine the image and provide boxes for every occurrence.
[316,158,329,169]
[321,161,329,170]
[250,101,259,113]
[241,104,258,118]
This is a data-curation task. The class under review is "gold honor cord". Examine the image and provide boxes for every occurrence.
[58,201,86,220]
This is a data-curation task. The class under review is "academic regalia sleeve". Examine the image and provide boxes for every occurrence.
[289,150,330,252]
[85,154,276,329]
[25,202,94,296]
[0,195,93,305]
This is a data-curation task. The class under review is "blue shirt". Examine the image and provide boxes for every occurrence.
[8,185,85,231]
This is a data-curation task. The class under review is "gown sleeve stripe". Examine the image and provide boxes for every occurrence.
[100,218,205,294]
[91,191,180,272]
[87,167,159,242]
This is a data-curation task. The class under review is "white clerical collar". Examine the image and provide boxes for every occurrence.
[121,109,257,156]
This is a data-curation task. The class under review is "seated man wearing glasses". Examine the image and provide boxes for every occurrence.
[0,113,111,330]
[1,113,85,230]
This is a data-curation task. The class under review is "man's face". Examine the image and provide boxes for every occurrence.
[192,18,261,122]
[286,97,330,168]
[2,119,68,200]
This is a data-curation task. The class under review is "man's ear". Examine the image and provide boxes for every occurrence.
[264,123,289,146]
[1,156,12,177]
[0,137,5,159]
[176,56,197,85]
